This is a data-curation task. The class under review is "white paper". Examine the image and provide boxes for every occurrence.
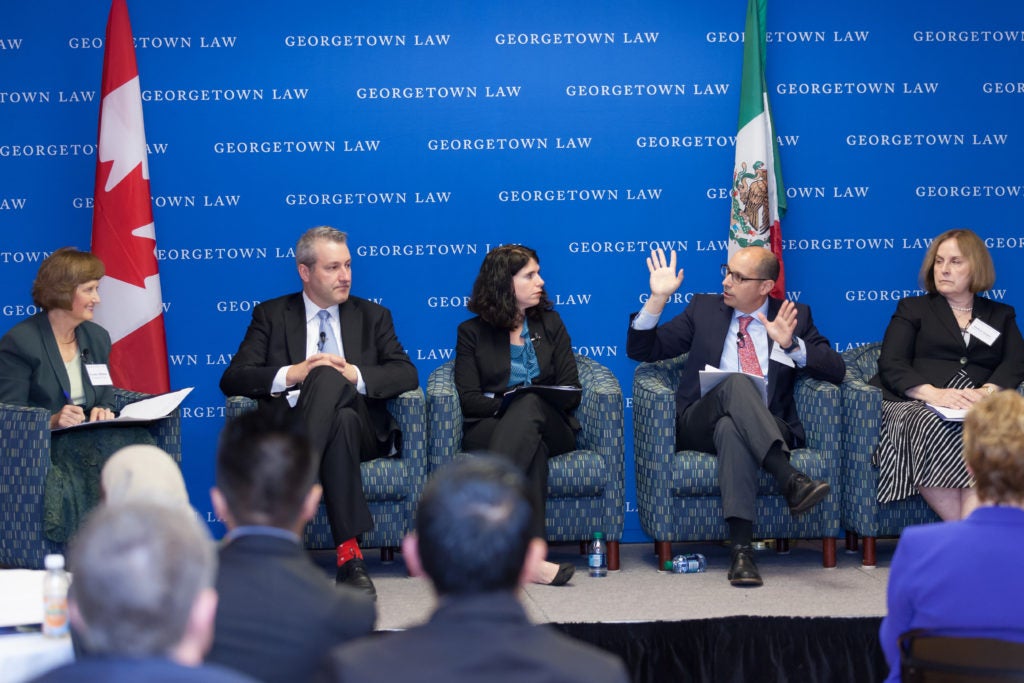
[54,387,193,431]
[698,366,768,405]
[924,403,967,421]
[0,570,45,627]
[84,363,113,386]
[966,318,1000,346]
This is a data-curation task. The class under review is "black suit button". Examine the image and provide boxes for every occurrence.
[959,357,968,365]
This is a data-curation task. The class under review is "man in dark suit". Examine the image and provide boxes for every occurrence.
[31,502,256,683]
[320,456,630,683]
[220,226,418,597]
[206,411,375,683]
[627,247,845,587]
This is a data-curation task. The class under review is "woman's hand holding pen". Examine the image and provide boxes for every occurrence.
[50,404,86,429]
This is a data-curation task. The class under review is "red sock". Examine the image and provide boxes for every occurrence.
[336,538,363,567]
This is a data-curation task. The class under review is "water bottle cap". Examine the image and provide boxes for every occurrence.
[44,554,65,570]
[663,560,673,571]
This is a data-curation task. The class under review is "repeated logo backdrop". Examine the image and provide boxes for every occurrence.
[3,1,1024,540]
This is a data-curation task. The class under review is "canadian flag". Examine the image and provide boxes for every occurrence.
[90,0,170,394]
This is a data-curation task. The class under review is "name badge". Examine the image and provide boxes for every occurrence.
[966,318,1000,346]
[85,363,113,386]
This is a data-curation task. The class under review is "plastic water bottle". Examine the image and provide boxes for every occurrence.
[588,531,607,577]
[43,553,70,638]
[664,553,707,574]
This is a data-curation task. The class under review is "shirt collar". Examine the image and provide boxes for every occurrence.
[302,292,334,324]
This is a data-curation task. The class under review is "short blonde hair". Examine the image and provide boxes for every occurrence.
[919,229,995,294]
[963,391,1024,505]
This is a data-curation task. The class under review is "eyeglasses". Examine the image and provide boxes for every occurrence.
[721,264,770,284]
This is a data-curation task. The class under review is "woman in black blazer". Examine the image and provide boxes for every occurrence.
[871,229,1024,520]
[454,245,581,585]
[0,248,155,541]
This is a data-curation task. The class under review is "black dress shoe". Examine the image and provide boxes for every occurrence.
[335,558,377,600]
[783,472,831,515]
[728,544,763,587]
[550,562,575,586]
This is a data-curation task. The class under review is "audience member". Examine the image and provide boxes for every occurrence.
[101,444,190,508]
[880,390,1024,682]
[871,228,1024,520]
[319,456,630,683]
[220,226,418,597]
[626,247,845,587]
[206,411,375,683]
[30,502,255,682]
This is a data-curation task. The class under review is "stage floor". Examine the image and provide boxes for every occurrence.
[315,538,895,631]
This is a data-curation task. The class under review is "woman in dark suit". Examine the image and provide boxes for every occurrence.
[879,391,1024,682]
[872,229,1024,520]
[455,245,581,585]
[0,247,155,541]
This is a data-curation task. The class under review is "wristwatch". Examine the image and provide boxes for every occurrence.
[782,338,800,353]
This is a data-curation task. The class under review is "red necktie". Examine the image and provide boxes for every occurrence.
[737,316,763,377]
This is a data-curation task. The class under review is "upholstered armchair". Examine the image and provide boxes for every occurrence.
[225,388,427,560]
[0,389,183,569]
[840,342,941,566]
[425,355,626,569]
[632,354,842,570]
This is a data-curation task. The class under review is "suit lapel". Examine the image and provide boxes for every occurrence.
[707,298,734,366]
[764,298,783,400]
[284,294,308,364]
[35,314,72,400]
[339,299,364,363]
[930,294,967,347]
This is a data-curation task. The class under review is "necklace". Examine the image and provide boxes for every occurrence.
[949,303,973,313]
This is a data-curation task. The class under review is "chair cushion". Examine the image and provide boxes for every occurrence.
[360,457,411,502]
[547,450,608,498]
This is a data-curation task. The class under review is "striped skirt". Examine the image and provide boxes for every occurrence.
[874,370,975,504]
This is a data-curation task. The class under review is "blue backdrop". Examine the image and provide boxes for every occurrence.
[3,0,1023,540]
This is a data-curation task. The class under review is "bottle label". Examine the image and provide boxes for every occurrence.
[43,596,69,637]
[588,553,604,568]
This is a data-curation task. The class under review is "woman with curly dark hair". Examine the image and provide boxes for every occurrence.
[454,245,581,585]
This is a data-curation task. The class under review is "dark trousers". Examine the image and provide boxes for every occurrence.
[294,366,382,543]
[462,393,577,538]
[676,374,792,521]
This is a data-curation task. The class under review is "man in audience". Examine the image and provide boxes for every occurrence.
[220,226,419,597]
[320,456,630,683]
[627,247,845,587]
[31,502,255,683]
[206,411,375,683]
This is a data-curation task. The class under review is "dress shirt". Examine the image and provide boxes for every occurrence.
[271,292,365,402]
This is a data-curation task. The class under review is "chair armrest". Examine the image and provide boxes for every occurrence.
[113,388,183,464]
[632,362,679,471]
[225,395,258,419]
[426,362,462,471]
[575,356,624,468]
[387,388,428,482]
[794,377,842,454]
[839,376,883,467]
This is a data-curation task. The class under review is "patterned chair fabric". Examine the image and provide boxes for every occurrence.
[0,389,183,569]
[632,354,843,569]
[425,355,625,568]
[225,388,427,552]
[841,342,941,566]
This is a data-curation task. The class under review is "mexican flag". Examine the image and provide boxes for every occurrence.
[91,0,170,394]
[729,0,787,299]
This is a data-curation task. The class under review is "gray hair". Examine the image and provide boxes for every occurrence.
[68,502,215,657]
[295,226,347,268]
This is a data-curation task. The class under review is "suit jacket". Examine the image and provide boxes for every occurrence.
[29,656,257,683]
[626,294,845,447]
[878,506,1024,682]
[0,312,114,413]
[219,293,418,442]
[871,293,1024,401]
[207,532,376,683]
[319,591,630,683]
[454,310,581,430]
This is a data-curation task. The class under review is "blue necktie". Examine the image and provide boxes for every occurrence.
[316,309,340,356]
